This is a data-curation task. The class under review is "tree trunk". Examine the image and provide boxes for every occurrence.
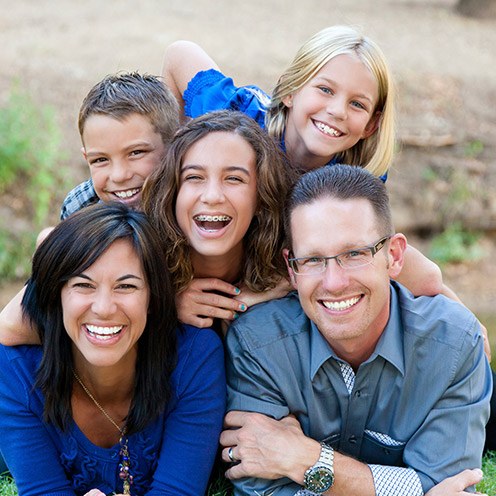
[456,0,496,18]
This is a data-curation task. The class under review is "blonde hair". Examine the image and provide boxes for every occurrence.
[265,25,395,177]
[142,110,294,292]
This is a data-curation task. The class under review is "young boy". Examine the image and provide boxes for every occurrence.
[0,71,180,347]
[61,71,179,219]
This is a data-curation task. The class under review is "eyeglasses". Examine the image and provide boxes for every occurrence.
[288,236,391,275]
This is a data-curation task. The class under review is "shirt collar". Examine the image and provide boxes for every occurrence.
[308,283,405,380]
[309,320,335,380]
[367,284,405,376]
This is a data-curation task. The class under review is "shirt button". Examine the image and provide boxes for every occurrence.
[354,390,361,397]
[348,435,357,444]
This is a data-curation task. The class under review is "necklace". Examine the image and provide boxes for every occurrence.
[73,371,133,495]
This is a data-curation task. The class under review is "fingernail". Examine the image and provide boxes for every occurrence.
[233,312,239,319]
[234,287,241,295]
[239,304,247,312]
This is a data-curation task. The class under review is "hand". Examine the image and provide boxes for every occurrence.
[83,492,126,496]
[83,490,127,496]
[235,277,292,308]
[219,411,320,483]
[425,469,486,496]
[175,278,247,328]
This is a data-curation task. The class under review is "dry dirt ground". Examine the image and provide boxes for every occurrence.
[0,0,495,327]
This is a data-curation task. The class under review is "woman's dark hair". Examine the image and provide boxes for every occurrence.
[22,202,177,435]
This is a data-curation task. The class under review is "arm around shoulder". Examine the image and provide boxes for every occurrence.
[0,286,41,346]
[394,243,443,296]
[161,40,220,119]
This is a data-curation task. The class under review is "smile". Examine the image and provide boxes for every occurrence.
[314,121,343,137]
[194,214,232,231]
[321,296,360,311]
[86,324,123,340]
[113,188,141,199]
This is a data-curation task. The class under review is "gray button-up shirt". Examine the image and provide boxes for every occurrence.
[226,282,491,495]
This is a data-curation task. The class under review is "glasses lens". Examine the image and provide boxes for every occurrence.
[338,249,373,269]
[292,257,325,275]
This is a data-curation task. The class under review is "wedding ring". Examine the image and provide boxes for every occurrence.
[228,446,237,463]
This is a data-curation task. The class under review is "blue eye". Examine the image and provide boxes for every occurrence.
[343,249,369,259]
[318,86,333,95]
[351,101,366,110]
[302,257,324,266]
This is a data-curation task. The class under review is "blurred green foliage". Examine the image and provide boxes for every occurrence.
[0,83,68,280]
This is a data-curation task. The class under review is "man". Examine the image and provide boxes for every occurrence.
[220,165,491,495]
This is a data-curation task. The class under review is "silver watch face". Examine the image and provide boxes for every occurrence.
[304,466,334,493]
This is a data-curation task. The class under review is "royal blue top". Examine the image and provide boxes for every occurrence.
[0,325,226,496]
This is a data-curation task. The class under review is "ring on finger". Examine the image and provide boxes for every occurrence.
[228,446,237,463]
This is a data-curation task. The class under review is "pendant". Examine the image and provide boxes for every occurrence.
[119,436,133,495]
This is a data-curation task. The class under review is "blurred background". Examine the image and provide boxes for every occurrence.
[0,0,494,354]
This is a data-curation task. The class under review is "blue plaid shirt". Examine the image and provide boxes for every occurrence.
[60,179,99,220]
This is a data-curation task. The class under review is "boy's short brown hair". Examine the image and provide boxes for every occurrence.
[78,72,179,144]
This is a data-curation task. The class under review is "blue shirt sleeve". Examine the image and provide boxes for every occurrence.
[183,68,270,129]
[0,345,76,495]
[0,327,226,496]
[148,325,226,495]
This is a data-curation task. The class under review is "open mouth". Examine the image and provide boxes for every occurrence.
[194,214,232,232]
[86,324,123,341]
[321,295,361,311]
[314,121,343,137]
[113,188,141,199]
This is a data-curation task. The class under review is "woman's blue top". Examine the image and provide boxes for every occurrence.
[0,325,226,495]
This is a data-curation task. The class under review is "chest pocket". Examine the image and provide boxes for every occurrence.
[361,430,406,466]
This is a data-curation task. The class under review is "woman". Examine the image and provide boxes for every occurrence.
[0,203,225,495]
[142,110,295,329]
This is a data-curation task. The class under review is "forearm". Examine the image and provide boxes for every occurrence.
[275,442,376,496]
[325,452,375,496]
[161,40,220,120]
[0,286,40,345]
[394,244,443,296]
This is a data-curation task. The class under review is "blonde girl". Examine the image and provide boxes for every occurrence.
[163,25,393,176]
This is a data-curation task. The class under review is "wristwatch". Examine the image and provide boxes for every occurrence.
[303,442,334,493]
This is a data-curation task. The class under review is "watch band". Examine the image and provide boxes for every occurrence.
[303,442,335,493]
[318,442,334,467]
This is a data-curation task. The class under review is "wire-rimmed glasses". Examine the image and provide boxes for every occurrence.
[288,236,392,275]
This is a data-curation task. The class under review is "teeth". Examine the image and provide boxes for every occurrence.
[86,324,123,336]
[194,215,231,222]
[114,188,140,199]
[322,296,360,311]
[315,121,342,137]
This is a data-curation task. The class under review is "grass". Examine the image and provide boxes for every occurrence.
[2,453,496,495]
[479,451,496,494]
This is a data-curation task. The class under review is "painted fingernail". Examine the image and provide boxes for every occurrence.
[233,312,239,319]
[234,287,241,295]
[239,304,247,312]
